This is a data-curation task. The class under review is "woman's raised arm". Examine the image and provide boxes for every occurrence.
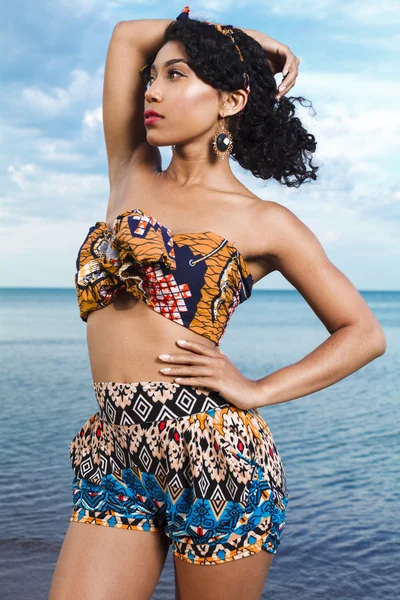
[102,19,173,187]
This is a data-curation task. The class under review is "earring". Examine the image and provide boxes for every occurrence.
[212,116,233,159]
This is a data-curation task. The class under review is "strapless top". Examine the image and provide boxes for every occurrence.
[74,207,254,346]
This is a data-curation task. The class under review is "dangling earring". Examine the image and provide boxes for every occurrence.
[212,116,233,159]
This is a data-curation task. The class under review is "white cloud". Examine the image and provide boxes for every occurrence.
[0,118,104,173]
[175,0,400,25]
[34,139,87,163]
[22,67,103,116]
[55,0,160,21]
[8,163,37,190]
[329,33,400,52]
[56,0,97,18]
[262,0,400,24]
[295,71,398,108]
[290,72,400,165]
[82,106,103,137]
[302,102,400,161]
[3,162,109,221]
[340,1,400,25]
[0,216,95,287]
[22,85,70,116]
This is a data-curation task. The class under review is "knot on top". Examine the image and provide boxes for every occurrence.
[97,209,177,276]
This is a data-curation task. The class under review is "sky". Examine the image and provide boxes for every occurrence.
[1,1,399,291]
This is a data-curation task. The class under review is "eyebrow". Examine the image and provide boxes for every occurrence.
[150,58,189,72]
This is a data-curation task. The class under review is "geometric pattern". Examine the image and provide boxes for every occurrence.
[69,380,289,565]
[74,207,254,346]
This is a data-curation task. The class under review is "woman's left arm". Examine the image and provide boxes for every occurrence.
[253,203,387,408]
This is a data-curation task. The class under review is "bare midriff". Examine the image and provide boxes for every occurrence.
[86,289,222,384]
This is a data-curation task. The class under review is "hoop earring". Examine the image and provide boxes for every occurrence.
[212,117,233,160]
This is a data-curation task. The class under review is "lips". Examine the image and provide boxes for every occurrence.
[144,109,163,118]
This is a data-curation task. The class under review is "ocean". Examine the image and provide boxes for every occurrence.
[0,288,398,599]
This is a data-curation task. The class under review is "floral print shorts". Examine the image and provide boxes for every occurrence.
[69,381,289,566]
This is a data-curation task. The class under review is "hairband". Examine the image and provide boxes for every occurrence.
[139,6,251,96]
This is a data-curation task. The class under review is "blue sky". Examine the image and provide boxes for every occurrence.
[1,1,399,290]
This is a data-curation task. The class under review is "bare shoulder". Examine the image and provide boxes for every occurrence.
[251,199,323,263]
[242,196,330,283]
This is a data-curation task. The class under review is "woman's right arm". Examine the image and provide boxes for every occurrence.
[103,19,173,187]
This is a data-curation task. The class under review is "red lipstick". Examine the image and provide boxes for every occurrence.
[144,109,164,125]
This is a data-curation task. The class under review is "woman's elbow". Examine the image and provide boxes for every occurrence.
[368,323,387,357]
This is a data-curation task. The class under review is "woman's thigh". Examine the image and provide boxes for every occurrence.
[49,521,171,600]
[173,550,274,600]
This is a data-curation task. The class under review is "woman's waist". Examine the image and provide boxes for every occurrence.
[87,324,219,382]
[88,350,173,384]
[86,311,219,384]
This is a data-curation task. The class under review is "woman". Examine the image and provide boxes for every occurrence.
[49,7,386,599]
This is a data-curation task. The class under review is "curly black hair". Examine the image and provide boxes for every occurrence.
[140,18,318,188]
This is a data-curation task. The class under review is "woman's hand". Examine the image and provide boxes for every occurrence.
[158,339,263,410]
[242,28,300,99]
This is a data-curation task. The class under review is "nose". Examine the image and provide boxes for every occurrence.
[144,81,163,103]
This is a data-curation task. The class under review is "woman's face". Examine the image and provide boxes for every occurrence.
[143,40,222,148]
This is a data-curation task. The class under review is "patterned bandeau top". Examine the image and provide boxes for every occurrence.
[75,207,254,346]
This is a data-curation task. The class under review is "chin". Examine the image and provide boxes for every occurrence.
[145,133,171,148]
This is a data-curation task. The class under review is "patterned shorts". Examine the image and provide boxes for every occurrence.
[69,381,289,566]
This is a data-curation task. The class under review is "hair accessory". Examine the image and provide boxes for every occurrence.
[176,5,190,21]
[243,72,251,95]
[213,24,243,59]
